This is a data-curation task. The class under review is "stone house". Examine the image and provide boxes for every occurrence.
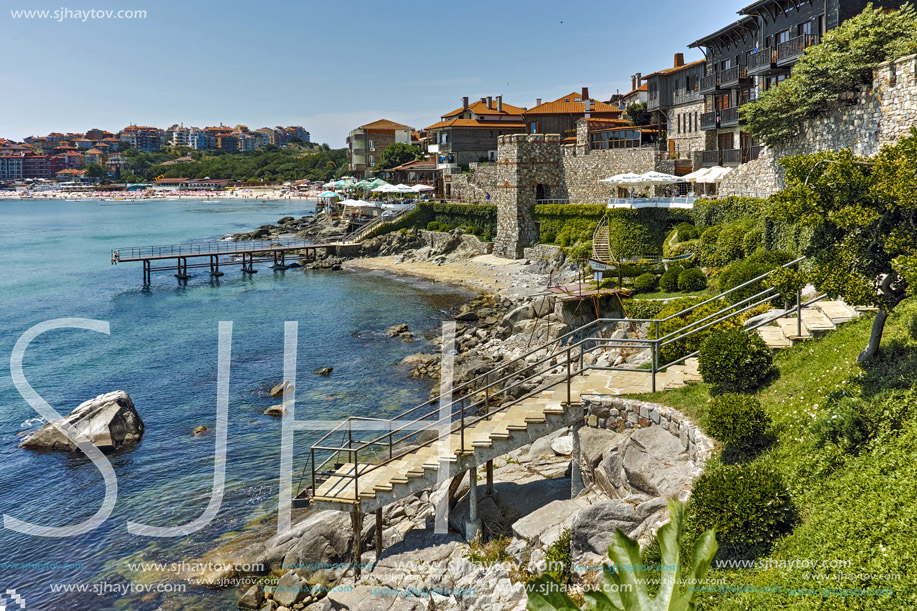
[521,88,624,143]
[644,53,709,168]
[426,96,526,169]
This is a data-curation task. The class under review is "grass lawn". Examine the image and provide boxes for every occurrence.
[627,300,917,610]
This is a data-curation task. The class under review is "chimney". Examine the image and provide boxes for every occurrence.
[462,96,469,110]
[536,98,542,106]
[581,87,589,101]
[480,97,487,104]
[496,95,503,112]
[487,96,493,109]
[674,53,685,68]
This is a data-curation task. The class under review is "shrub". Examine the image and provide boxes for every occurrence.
[674,221,700,242]
[677,268,707,292]
[743,226,764,256]
[813,389,917,455]
[698,328,773,395]
[704,394,769,445]
[651,297,744,364]
[716,250,794,305]
[625,299,666,320]
[544,528,572,584]
[659,265,683,292]
[692,197,766,228]
[689,461,796,562]
[633,272,658,294]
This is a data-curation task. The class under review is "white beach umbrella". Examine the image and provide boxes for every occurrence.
[372,184,398,193]
[700,166,734,184]
[599,172,644,185]
[392,184,415,193]
[636,171,687,185]
[411,184,434,192]
[681,168,712,183]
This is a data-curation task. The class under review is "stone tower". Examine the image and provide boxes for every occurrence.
[493,134,564,259]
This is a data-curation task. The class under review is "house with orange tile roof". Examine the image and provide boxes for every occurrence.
[426,96,526,168]
[85,148,107,166]
[346,119,414,177]
[522,88,624,139]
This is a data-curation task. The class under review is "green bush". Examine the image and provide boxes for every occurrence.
[659,265,683,292]
[673,221,700,242]
[704,394,769,445]
[698,328,774,395]
[532,204,605,245]
[677,267,707,292]
[544,528,572,584]
[650,297,747,364]
[716,249,794,305]
[691,197,765,228]
[624,299,666,320]
[364,202,496,240]
[633,272,658,294]
[743,226,764,256]
[689,460,796,561]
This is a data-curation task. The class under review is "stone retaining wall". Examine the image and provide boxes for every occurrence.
[720,53,917,198]
[418,230,492,255]
[580,395,714,464]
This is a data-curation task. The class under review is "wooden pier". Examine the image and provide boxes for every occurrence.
[111,239,341,284]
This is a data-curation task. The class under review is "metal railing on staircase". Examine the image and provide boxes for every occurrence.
[300,256,820,504]
[340,203,417,243]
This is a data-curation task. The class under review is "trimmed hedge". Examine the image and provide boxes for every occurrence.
[659,266,683,292]
[716,249,794,305]
[677,267,707,292]
[650,296,746,364]
[704,394,770,445]
[533,206,690,258]
[689,460,796,562]
[624,299,666,320]
[363,202,497,241]
[633,272,658,294]
[691,197,766,228]
[698,328,773,395]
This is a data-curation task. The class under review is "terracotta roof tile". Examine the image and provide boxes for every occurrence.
[359,119,414,131]
[442,100,526,118]
[524,92,623,116]
[644,59,706,79]
[425,119,526,130]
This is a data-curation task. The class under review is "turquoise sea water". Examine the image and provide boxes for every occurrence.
[0,198,465,609]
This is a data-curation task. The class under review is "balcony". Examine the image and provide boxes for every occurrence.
[700,111,718,131]
[777,34,819,66]
[719,65,751,89]
[699,74,719,94]
[647,94,663,112]
[748,48,778,75]
[720,107,740,127]
[702,150,721,167]
[722,148,743,166]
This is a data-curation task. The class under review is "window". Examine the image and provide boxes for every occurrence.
[777,29,790,44]
[530,122,537,134]
[368,155,374,166]
[369,140,375,151]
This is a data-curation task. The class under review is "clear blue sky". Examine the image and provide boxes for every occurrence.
[1,0,743,147]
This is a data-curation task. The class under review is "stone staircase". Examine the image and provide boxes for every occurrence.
[592,220,610,262]
[754,300,861,349]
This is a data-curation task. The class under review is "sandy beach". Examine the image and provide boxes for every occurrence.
[344,253,557,297]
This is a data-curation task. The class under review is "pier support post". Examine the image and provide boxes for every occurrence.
[486,460,494,495]
[142,260,151,284]
[374,508,383,565]
[175,257,189,280]
[465,466,480,542]
[351,507,364,579]
[210,255,223,277]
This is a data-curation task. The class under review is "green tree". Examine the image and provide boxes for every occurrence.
[84,163,106,180]
[770,132,917,362]
[745,3,917,144]
[375,143,422,170]
[624,102,652,127]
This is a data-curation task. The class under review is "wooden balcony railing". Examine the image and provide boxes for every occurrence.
[702,150,721,166]
[700,111,718,130]
[699,74,719,94]
[722,148,743,165]
[778,34,819,65]
[748,48,777,74]
[720,107,740,126]
[702,146,763,167]
[720,65,749,88]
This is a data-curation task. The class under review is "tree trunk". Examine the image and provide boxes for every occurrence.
[858,309,889,365]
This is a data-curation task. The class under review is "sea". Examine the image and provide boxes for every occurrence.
[0,198,467,609]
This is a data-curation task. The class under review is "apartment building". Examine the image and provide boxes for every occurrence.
[347,119,414,177]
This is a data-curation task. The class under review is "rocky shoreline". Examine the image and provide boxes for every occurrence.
[178,215,710,611]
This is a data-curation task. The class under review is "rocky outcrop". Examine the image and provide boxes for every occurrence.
[19,391,144,452]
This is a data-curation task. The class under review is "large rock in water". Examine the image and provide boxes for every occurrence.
[19,391,144,452]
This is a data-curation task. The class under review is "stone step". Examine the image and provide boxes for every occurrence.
[776,317,812,341]
[757,325,793,349]
[800,308,836,332]
[814,300,859,324]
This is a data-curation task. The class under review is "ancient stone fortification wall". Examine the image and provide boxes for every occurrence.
[561,148,657,205]
[720,53,917,198]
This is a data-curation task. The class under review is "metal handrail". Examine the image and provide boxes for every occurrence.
[112,237,315,259]
[306,257,814,497]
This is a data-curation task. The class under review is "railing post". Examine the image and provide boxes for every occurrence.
[460,399,465,455]
[353,446,359,501]
[654,321,660,371]
[566,346,572,405]
[310,448,316,495]
[797,288,802,339]
[651,341,657,394]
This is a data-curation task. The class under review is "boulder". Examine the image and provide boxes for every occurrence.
[272,571,308,608]
[279,511,354,582]
[570,501,641,559]
[192,425,209,436]
[455,311,478,322]
[620,427,693,498]
[550,435,573,456]
[20,391,144,452]
[270,382,294,398]
[531,295,556,318]
[385,324,409,337]
[315,367,334,377]
[264,405,286,417]
[577,428,620,470]
[512,498,590,547]
[238,584,264,609]
[500,304,535,329]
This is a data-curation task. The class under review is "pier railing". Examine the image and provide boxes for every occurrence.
[112,238,314,260]
[302,257,818,503]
